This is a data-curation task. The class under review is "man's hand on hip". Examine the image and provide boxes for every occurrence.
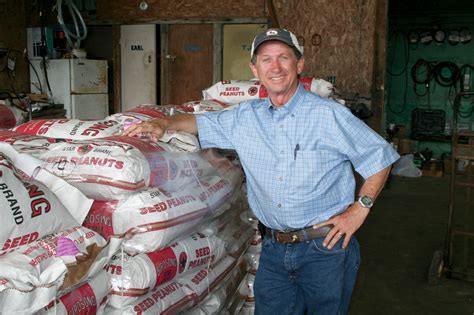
[312,204,370,250]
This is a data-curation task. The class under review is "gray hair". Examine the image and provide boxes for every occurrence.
[251,46,302,65]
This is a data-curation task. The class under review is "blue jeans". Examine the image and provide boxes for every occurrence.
[254,234,360,315]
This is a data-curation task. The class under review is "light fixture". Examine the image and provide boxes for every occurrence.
[139,1,148,11]
[408,31,419,44]
[460,27,472,44]
[448,29,460,46]
[433,29,446,45]
[420,30,433,45]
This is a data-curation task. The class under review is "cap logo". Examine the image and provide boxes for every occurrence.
[266,30,278,36]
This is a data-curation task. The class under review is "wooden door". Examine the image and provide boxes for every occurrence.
[162,24,214,105]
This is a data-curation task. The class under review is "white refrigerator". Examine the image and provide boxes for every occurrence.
[30,59,109,119]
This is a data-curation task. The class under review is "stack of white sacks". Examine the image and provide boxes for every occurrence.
[0,76,331,314]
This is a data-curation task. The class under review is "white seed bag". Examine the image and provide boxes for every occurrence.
[202,77,333,104]
[107,232,226,309]
[39,270,110,314]
[106,255,238,314]
[12,119,122,140]
[0,157,78,255]
[184,258,247,315]
[0,226,117,314]
[83,175,235,253]
[35,136,215,200]
[11,117,201,152]
[181,100,230,113]
[0,130,56,156]
[122,104,194,119]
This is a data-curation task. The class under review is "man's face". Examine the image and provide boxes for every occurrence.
[249,41,304,106]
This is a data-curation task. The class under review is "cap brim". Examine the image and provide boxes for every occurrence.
[252,37,300,58]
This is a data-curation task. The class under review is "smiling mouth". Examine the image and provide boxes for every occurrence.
[270,76,285,81]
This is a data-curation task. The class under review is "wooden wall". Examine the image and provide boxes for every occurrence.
[0,0,28,94]
[271,0,388,130]
[1,0,387,130]
[272,0,376,96]
[96,0,266,23]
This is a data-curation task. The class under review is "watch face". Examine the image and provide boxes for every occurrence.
[359,196,374,208]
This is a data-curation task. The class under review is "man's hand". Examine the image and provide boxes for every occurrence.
[121,114,198,141]
[314,165,391,249]
[121,118,168,142]
[312,204,370,249]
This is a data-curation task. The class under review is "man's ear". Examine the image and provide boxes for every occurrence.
[249,62,259,80]
[297,56,305,75]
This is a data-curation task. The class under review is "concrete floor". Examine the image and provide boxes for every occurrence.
[349,175,474,314]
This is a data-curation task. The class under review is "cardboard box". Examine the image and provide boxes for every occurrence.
[397,126,407,137]
[443,157,474,175]
[422,161,443,177]
[396,138,418,155]
[443,158,452,174]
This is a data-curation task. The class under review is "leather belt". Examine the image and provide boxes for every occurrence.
[263,225,332,244]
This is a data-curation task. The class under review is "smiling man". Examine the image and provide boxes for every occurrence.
[123,28,399,314]
[249,29,304,107]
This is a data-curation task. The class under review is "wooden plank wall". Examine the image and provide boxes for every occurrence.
[271,0,387,130]
[1,0,387,130]
[97,0,267,23]
[0,0,28,94]
[96,0,383,96]
[272,0,377,97]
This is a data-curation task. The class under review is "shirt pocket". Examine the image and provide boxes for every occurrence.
[291,149,343,191]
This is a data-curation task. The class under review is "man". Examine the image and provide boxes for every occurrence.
[123,28,399,314]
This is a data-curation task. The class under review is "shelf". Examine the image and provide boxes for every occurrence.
[453,146,474,160]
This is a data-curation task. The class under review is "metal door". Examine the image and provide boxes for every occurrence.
[120,24,157,111]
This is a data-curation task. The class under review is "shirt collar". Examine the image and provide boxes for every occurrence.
[266,83,306,115]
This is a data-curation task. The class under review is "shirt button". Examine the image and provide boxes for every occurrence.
[279,177,283,181]
[279,124,284,128]
[277,204,282,208]
[280,150,284,154]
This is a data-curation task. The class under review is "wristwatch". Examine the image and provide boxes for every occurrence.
[357,195,374,209]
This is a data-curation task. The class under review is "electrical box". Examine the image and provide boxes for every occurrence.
[410,109,446,141]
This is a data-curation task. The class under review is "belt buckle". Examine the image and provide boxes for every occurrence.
[277,232,299,244]
[275,229,301,244]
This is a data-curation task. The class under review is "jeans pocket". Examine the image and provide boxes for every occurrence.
[310,237,346,255]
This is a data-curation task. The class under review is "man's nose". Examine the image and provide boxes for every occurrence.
[269,60,282,72]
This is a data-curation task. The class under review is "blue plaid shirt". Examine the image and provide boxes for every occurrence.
[196,84,399,230]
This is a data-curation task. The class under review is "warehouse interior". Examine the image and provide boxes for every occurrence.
[1,0,474,313]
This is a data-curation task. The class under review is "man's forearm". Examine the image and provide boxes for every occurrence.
[357,165,392,202]
[163,114,198,135]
